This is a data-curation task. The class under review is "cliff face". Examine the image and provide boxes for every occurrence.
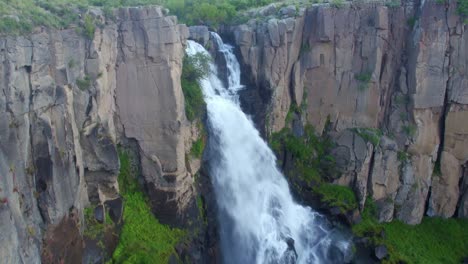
[230,0,468,225]
[0,6,199,262]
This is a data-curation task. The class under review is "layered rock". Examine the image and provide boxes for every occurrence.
[0,6,198,262]
[231,0,468,224]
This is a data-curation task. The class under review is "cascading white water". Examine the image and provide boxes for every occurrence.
[186,34,351,264]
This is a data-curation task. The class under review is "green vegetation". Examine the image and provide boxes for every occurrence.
[181,52,210,121]
[457,0,468,17]
[353,199,468,263]
[270,104,359,213]
[83,206,114,251]
[300,43,311,55]
[352,128,382,147]
[397,150,410,163]
[385,0,401,8]
[433,159,442,176]
[0,0,278,35]
[83,14,96,39]
[394,94,410,105]
[110,149,185,263]
[407,17,416,27]
[355,72,372,91]
[314,183,357,213]
[76,75,92,90]
[271,124,337,181]
[190,135,205,158]
[402,124,417,137]
[330,0,344,8]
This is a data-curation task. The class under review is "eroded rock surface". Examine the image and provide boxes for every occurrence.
[232,1,468,224]
[0,6,198,262]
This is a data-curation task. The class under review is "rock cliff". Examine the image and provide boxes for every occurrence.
[0,6,200,262]
[229,0,468,225]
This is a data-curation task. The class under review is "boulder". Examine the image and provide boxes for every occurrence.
[374,245,388,260]
[94,204,105,224]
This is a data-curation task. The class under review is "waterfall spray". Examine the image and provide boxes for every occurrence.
[186,34,351,264]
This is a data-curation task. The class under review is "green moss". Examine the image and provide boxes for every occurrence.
[110,149,185,263]
[314,183,357,212]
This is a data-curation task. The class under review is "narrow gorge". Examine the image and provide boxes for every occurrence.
[0,0,467,263]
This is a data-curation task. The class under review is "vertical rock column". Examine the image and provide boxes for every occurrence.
[115,6,192,225]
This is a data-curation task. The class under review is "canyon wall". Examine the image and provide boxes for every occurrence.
[0,6,200,262]
[230,0,468,225]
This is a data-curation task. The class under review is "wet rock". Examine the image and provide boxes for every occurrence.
[374,245,388,260]
[94,204,105,224]
[105,197,123,224]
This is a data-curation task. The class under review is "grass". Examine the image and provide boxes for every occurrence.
[109,149,185,263]
[190,136,205,158]
[314,183,357,213]
[352,197,468,263]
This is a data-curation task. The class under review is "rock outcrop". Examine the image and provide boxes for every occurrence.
[0,6,199,262]
[230,0,468,224]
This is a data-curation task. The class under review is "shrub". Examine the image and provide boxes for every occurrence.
[83,14,95,39]
[314,183,358,212]
[270,123,337,183]
[181,52,210,121]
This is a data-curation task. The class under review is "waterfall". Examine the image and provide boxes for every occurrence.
[186,34,351,264]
